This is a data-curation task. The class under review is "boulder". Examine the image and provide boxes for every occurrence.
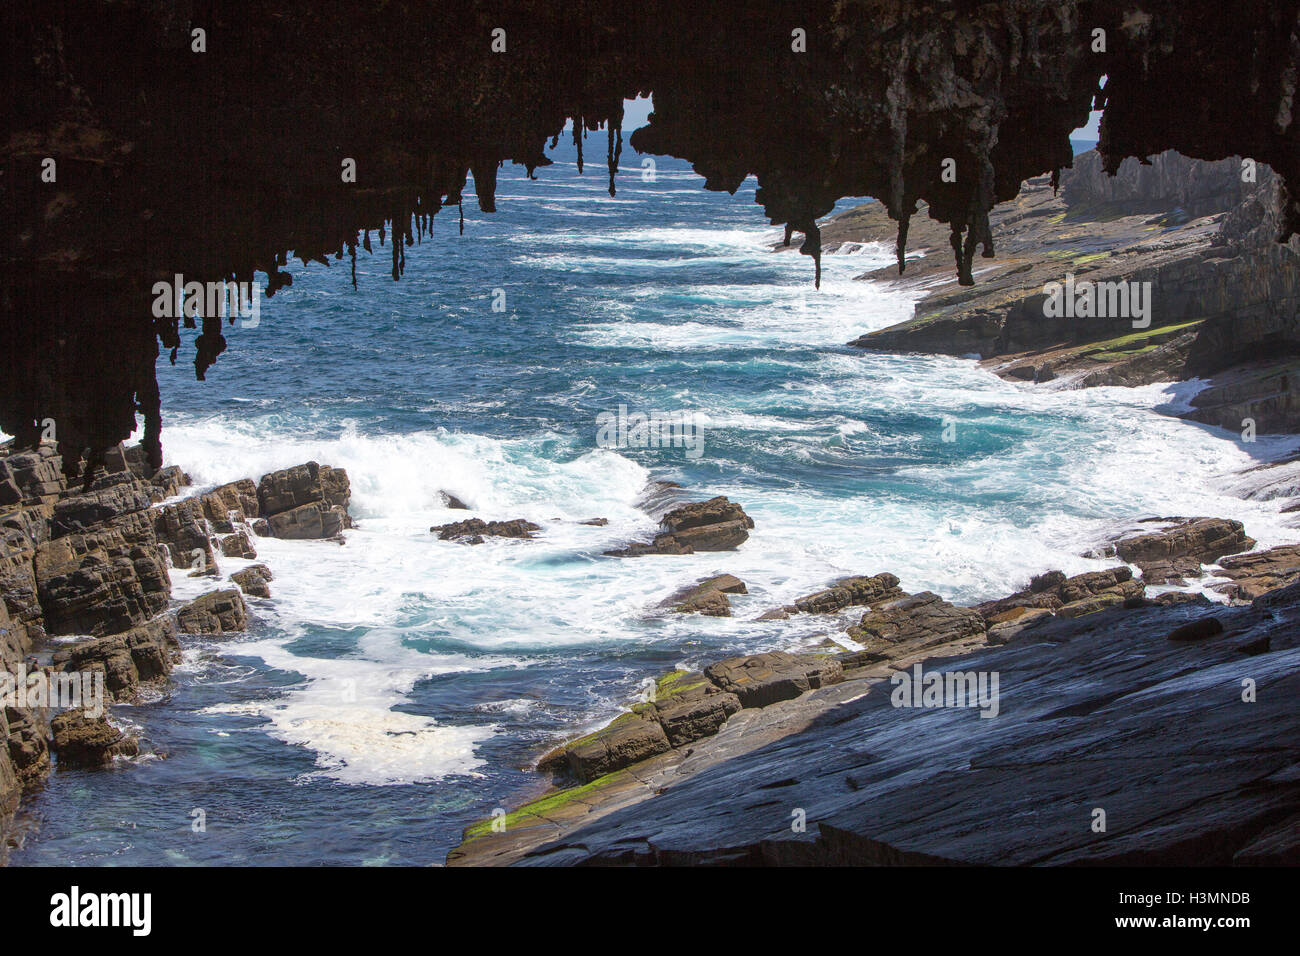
[539,713,671,783]
[50,712,138,768]
[972,566,1144,621]
[230,564,273,598]
[218,530,257,559]
[1107,517,1256,582]
[267,501,350,540]
[665,574,747,617]
[704,651,843,709]
[153,497,216,570]
[1211,544,1300,600]
[257,462,352,517]
[645,680,742,747]
[430,518,540,543]
[793,572,904,614]
[604,534,695,557]
[207,479,259,521]
[848,592,987,654]
[606,496,754,556]
[176,588,248,635]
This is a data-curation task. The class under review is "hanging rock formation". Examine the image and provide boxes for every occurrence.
[3,2,1300,472]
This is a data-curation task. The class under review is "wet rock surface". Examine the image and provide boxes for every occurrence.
[607,496,754,556]
[176,589,249,636]
[0,443,352,836]
[455,581,1300,866]
[664,574,747,617]
[431,518,542,543]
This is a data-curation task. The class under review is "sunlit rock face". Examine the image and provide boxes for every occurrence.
[2,1,1299,469]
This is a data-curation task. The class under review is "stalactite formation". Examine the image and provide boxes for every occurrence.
[3,0,1300,473]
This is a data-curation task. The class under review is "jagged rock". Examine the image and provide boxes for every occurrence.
[218,530,257,559]
[51,482,154,537]
[207,479,259,522]
[972,566,1144,621]
[176,588,248,636]
[473,583,1300,868]
[251,518,270,537]
[5,709,50,790]
[431,518,540,543]
[665,574,746,617]
[1212,545,1300,600]
[52,616,180,701]
[230,564,273,598]
[704,652,843,709]
[442,492,470,510]
[792,572,903,614]
[0,520,43,641]
[267,501,350,540]
[150,465,190,500]
[1106,517,1256,583]
[606,496,754,556]
[538,713,671,784]
[50,712,138,768]
[34,530,170,637]
[153,498,216,570]
[848,592,988,654]
[0,446,66,504]
[257,462,351,517]
[603,534,695,557]
[643,681,742,749]
[537,670,746,783]
[659,497,753,551]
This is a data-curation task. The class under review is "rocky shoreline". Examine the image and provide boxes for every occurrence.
[836,150,1300,436]
[447,491,1300,865]
[0,441,356,857]
[441,151,1300,867]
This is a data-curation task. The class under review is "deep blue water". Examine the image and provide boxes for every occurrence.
[11,120,1299,866]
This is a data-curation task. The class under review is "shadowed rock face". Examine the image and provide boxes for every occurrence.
[3,1,1300,469]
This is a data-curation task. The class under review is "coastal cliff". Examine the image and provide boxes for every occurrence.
[849,150,1300,433]
[0,443,353,854]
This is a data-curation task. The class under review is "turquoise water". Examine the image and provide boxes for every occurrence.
[11,124,1300,865]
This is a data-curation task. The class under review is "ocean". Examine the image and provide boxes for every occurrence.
[11,125,1300,866]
